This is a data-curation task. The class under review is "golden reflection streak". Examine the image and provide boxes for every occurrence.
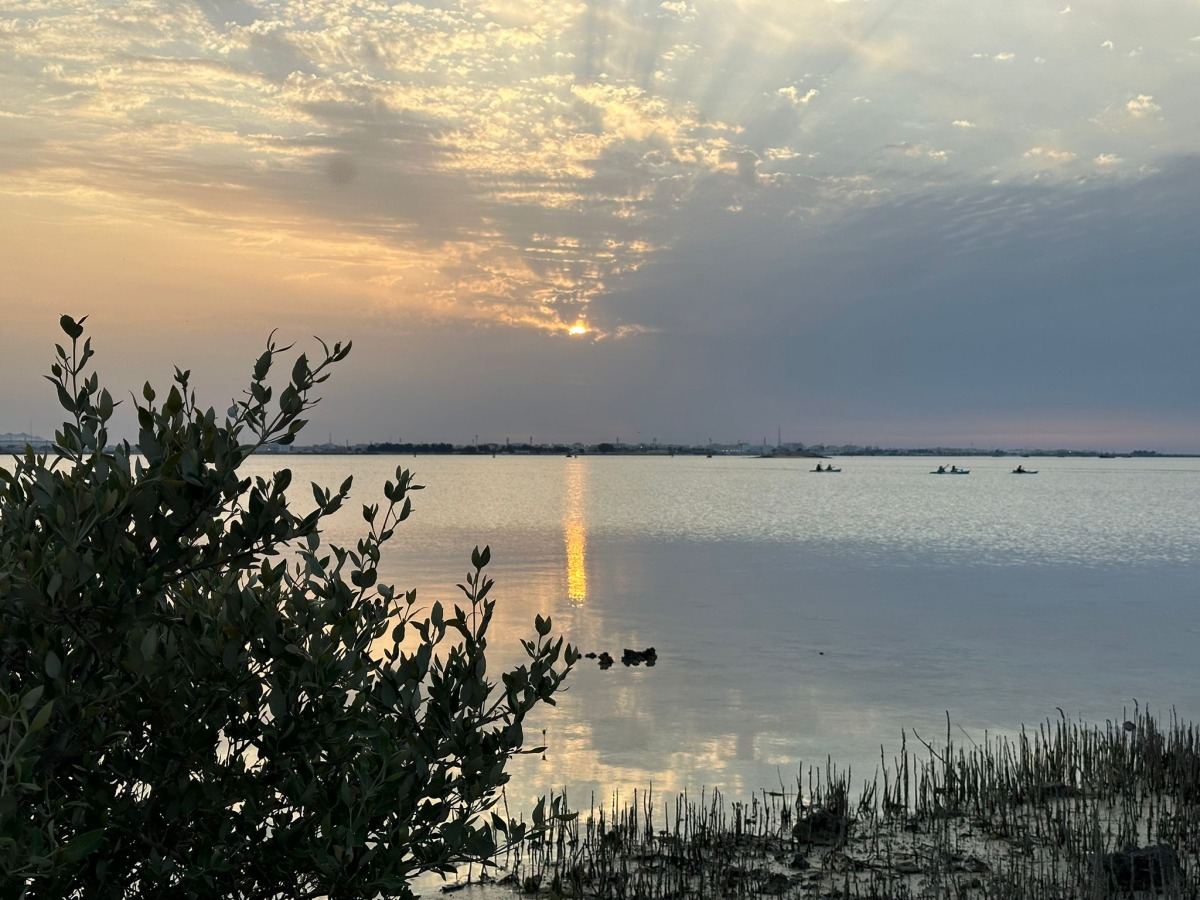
[564,461,587,603]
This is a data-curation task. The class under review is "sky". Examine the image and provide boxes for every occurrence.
[2,0,1199,451]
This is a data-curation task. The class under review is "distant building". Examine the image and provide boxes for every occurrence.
[0,432,55,453]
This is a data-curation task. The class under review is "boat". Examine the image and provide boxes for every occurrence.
[811,466,842,472]
[1011,467,1038,474]
[930,467,970,475]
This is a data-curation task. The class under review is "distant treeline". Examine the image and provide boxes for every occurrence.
[362,442,575,455]
[355,442,715,456]
[272,442,1179,458]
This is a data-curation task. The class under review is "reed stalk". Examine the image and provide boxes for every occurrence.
[488,707,1198,898]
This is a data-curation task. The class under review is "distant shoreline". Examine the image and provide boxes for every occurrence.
[4,433,1192,458]
[255,445,1195,458]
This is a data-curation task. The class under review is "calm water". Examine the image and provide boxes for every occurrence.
[243,453,1200,807]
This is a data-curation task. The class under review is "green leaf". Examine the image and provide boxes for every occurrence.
[44,650,61,679]
[20,685,45,711]
[55,382,75,414]
[60,829,105,863]
[29,700,55,735]
[279,385,301,415]
[164,385,183,416]
[351,568,377,589]
[291,353,309,387]
[59,314,85,340]
[253,350,272,382]
[98,388,115,421]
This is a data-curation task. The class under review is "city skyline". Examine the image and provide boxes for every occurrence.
[3,1,1199,451]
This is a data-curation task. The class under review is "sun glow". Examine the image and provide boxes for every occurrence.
[567,322,589,336]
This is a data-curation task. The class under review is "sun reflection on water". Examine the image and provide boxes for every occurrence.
[564,460,588,603]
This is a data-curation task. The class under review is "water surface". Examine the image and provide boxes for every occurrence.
[243,453,1200,805]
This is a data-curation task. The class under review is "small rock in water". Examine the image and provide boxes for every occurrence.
[621,647,657,666]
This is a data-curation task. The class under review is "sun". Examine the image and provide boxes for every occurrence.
[567,322,589,336]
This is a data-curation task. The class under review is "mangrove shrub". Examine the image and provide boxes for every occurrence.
[0,316,577,898]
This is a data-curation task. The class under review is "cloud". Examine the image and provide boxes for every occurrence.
[1126,94,1161,117]
[3,0,1200,358]
[885,141,949,161]
[0,0,761,337]
[1093,153,1121,166]
[586,157,1200,448]
[1025,147,1077,163]
[660,1,693,17]
[721,147,761,184]
[776,85,819,106]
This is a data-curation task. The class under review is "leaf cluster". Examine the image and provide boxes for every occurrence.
[0,317,578,899]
